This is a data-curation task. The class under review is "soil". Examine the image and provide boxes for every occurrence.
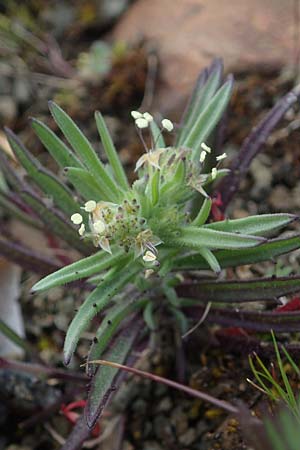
[1,3,300,450]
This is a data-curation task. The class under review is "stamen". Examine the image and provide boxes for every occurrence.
[78,223,85,236]
[135,117,149,129]
[211,167,218,180]
[161,118,174,132]
[199,151,207,163]
[84,200,97,212]
[200,142,211,153]
[71,213,83,225]
[216,152,227,162]
[131,111,143,119]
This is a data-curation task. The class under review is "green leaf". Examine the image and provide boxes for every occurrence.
[143,300,157,331]
[182,77,233,157]
[175,235,300,270]
[63,260,140,364]
[177,274,300,303]
[150,169,160,206]
[65,167,109,201]
[88,296,146,370]
[95,112,129,190]
[32,248,125,292]
[86,322,140,427]
[197,247,221,273]
[5,129,81,217]
[0,189,42,229]
[166,226,265,251]
[177,62,222,145]
[0,318,33,354]
[48,102,120,202]
[192,197,212,226]
[204,214,296,236]
[30,118,83,169]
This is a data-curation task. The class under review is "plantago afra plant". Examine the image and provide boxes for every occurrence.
[2,59,300,446]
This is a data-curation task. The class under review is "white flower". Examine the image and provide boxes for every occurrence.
[84,200,97,212]
[131,110,143,119]
[216,152,227,162]
[71,213,83,225]
[211,167,218,180]
[143,250,157,262]
[93,219,106,234]
[135,117,149,129]
[201,142,211,153]
[199,151,207,163]
[78,223,85,236]
[135,148,164,171]
[143,112,153,122]
[161,118,174,132]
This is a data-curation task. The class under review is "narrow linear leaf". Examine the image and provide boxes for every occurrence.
[5,128,81,217]
[0,319,32,354]
[64,260,140,364]
[0,235,61,275]
[60,415,91,450]
[192,197,212,226]
[166,226,265,251]
[176,275,300,303]
[65,166,110,201]
[197,247,221,273]
[0,189,42,229]
[175,235,300,270]
[0,147,25,192]
[49,102,120,201]
[86,321,141,428]
[30,118,83,169]
[32,248,124,292]
[178,59,223,145]
[88,295,146,374]
[183,76,233,157]
[183,303,300,332]
[204,214,297,236]
[95,112,129,190]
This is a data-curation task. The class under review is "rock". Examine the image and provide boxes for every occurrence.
[269,185,294,211]
[112,0,295,111]
[143,441,163,450]
[155,397,172,413]
[153,414,175,443]
[178,428,197,446]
